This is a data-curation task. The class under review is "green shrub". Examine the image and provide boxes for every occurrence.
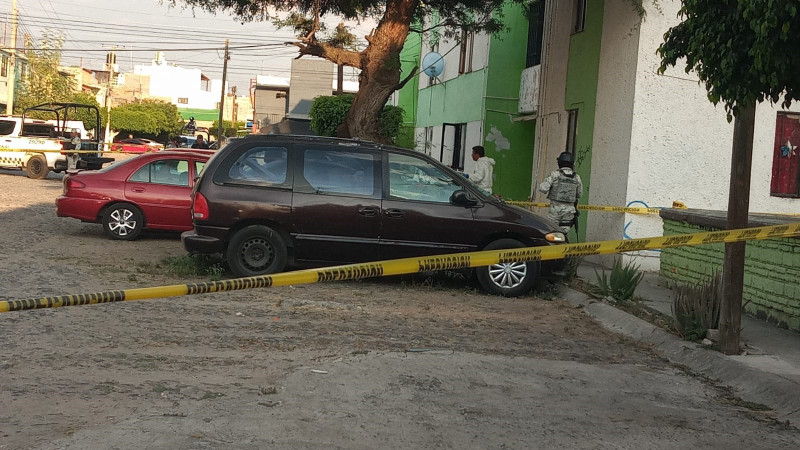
[672,272,722,341]
[309,95,405,143]
[590,259,644,302]
[162,255,224,281]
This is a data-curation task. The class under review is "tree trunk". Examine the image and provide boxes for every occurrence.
[719,102,756,355]
[338,0,420,142]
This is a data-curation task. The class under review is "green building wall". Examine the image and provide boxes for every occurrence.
[413,2,535,201]
[396,32,422,149]
[416,70,486,126]
[563,0,604,241]
[661,219,800,332]
[483,2,536,201]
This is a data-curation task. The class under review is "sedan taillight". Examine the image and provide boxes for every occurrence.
[193,192,209,220]
[65,178,85,193]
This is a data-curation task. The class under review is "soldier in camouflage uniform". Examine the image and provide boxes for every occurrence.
[538,152,583,234]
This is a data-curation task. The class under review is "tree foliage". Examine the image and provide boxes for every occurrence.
[15,32,74,114]
[211,119,246,138]
[15,33,107,132]
[658,0,800,119]
[310,95,404,143]
[170,0,522,141]
[110,100,183,141]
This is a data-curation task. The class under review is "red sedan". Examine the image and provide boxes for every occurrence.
[57,151,210,240]
[110,139,164,153]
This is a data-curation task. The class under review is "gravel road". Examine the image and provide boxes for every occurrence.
[0,168,797,449]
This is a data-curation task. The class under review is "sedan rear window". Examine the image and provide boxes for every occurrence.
[129,159,190,186]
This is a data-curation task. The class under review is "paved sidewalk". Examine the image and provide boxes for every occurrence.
[572,262,800,421]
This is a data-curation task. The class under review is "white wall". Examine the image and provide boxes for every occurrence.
[135,61,221,110]
[622,0,800,270]
[587,0,642,266]
[532,0,573,201]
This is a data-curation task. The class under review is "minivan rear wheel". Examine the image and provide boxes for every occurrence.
[226,225,287,277]
[476,239,539,297]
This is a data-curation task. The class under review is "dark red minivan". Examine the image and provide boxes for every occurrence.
[182,135,566,296]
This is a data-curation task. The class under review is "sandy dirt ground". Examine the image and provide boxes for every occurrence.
[0,168,798,449]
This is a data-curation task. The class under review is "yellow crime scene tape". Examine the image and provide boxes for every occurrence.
[2,222,799,314]
[508,200,800,218]
[505,200,688,215]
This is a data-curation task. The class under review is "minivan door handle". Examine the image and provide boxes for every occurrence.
[384,208,405,218]
[358,206,380,217]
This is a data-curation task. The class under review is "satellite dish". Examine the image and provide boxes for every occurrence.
[421,52,444,78]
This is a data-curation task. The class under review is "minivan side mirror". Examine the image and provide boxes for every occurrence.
[451,189,478,207]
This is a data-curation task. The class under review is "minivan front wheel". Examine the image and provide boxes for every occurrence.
[226,225,287,277]
[476,239,539,297]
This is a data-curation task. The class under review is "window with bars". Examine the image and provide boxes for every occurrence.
[565,109,579,156]
[458,30,474,75]
[574,0,587,33]
[526,1,545,68]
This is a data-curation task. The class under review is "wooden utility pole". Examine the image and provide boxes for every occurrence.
[5,0,18,115]
[231,85,237,128]
[336,64,344,95]
[217,39,229,142]
[103,51,116,146]
[719,102,757,355]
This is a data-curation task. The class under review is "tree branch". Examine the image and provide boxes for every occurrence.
[409,20,459,34]
[290,41,363,69]
[302,0,322,43]
[395,65,419,90]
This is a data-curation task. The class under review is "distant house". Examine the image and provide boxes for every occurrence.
[0,48,27,112]
[251,58,359,134]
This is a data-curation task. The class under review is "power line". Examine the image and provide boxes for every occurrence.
[0,43,290,52]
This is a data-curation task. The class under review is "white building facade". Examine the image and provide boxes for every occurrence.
[132,53,223,110]
[527,0,800,271]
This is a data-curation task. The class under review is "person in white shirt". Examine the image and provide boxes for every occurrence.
[470,145,496,193]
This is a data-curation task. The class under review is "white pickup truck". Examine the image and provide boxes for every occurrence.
[0,102,113,179]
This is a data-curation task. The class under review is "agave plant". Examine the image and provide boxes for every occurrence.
[591,259,644,302]
[672,272,722,341]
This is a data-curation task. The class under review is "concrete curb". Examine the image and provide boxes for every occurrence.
[559,286,800,424]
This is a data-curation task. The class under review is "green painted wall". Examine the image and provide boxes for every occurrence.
[483,2,536,201]
[416,70,486,126]
[396,32,422,149]
[564,0,604,241]
[661,220,800,332]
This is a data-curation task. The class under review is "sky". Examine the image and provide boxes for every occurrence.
[0,0,370,93]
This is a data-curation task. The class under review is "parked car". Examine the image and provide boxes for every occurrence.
[110,139,164,153]
[57,151,211,240]
[182,135,566,296]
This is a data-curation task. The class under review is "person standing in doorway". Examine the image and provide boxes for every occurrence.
[470,145,496,193]
[538,152,583,234]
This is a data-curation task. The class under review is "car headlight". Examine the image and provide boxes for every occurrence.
[545,232,566,243]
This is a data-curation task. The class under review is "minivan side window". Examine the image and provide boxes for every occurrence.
[388,153,461,203]
[227,147,287,184]
[302,148,376,196]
